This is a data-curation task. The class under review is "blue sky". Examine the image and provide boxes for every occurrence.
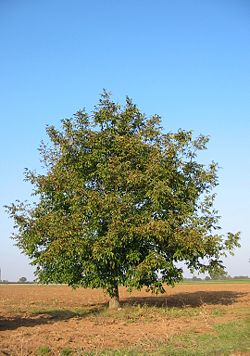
[0,0,249,281]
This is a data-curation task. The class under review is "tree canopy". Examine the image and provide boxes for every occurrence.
[7,92,240,308]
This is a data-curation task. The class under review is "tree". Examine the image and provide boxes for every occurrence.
[209,266,229,280]
[6,91,240,309]
[18,276,27,283]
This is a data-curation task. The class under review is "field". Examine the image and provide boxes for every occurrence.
[0,282,250,355]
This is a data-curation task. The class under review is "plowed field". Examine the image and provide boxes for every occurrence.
[0,283,250,355]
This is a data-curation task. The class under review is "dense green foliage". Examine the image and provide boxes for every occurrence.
[7,92,240,300]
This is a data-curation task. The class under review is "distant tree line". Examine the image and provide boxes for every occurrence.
[0,277,34,284]
[184,275,250,281]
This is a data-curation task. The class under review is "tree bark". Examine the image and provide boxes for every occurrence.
[108,283,120,310]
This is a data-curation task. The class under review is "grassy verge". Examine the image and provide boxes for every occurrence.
[160,317,250,355]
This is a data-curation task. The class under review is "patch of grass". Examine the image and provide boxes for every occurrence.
[60,348,74,356]
[102,304,200,322]
[210,307,225,317]
[82,351,142,356]
[37,346,51,355]
[160,317,250,355]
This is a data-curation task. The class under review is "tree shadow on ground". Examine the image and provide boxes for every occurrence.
[0,303,106,331]
[0,290,246,331]
[124,290,246,308]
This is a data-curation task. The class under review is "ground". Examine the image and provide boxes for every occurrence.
[0,282,250,355]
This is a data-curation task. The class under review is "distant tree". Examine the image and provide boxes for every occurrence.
[18,276,27,283]
[6,92,240,309]
[209,266,229,280]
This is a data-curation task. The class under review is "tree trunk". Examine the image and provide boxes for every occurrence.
[108,284,120,310]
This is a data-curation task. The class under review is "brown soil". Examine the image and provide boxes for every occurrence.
[0,283,250,355]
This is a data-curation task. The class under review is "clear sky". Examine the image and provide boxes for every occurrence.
[0,0,249,281]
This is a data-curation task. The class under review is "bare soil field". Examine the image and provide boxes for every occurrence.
[0,283,250,355]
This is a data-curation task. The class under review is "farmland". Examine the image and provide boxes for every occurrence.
[0,282,250,355]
